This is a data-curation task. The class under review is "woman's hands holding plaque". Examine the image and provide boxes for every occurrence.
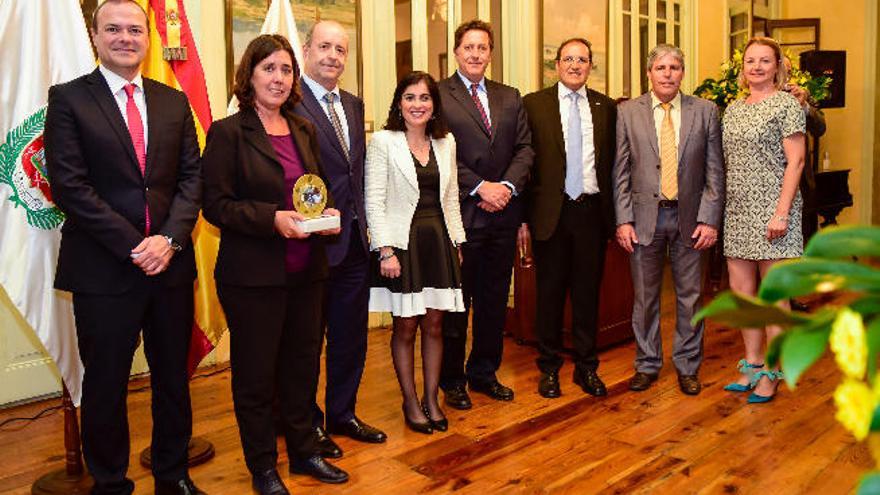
[274,210,310,239]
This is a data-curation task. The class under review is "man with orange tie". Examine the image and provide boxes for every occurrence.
[613,44,724,396]
[45,1,203,493]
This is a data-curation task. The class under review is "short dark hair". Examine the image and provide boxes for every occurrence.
[454,19,494,51]
[234,34,303,114]
[555,37,593,64]
[91,0,150,33]
[383,71,449,139]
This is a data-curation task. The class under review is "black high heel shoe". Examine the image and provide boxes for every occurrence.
[402,404,433,434]
[422,401,448,432]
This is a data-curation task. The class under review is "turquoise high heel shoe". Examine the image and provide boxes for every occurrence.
[747,370,784,403]
[723,359,764,392]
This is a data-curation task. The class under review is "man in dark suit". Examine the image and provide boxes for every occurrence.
[521,37,616,399]
[294,20,386,453]
[44,1,203,494]
[439,20,534,409]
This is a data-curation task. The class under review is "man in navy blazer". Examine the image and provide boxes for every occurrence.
[294,20,386,454]
[438,20,534,409]
[44,1,203,494]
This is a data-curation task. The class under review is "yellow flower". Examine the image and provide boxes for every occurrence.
[830,308,868,379]
[834,379,876,441]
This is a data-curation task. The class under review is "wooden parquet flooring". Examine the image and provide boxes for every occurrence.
[0,303,870,494]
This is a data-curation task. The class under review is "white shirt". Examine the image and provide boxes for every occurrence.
[100,65,148,147]
[302,73,350,150]
[557,82,598,195]
[456,70,491,126]
[650,90,682,150]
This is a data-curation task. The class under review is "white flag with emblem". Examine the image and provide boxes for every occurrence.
[227,0,304,115]
[0,0,96,405]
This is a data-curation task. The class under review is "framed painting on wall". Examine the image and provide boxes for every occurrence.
[226,0,362,98]
[541,0,607,94]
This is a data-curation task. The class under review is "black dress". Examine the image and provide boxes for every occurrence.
[369,147,464,317]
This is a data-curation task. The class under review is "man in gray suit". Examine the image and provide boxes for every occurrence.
[613,44,724,395]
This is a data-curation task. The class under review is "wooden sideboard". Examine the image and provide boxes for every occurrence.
[506,241,635,351]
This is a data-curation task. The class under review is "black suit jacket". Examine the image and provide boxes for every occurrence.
[294,81,367,267]
[438,75,534,230]
[45,68,201,294]
[523,84,617,241]
[202,107,330,286]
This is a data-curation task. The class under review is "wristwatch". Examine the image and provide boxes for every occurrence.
[163,235,183,252]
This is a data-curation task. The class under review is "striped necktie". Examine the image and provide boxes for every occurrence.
[324,92,350,162]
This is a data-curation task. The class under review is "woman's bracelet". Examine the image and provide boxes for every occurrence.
[772,214,789,222]
[378,251,396,262]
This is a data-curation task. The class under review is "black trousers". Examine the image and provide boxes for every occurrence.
[313,222,370,426]
[441,226,517,388]
[73,280,193,495]
[219,274,324,474]
[533,196,606,374]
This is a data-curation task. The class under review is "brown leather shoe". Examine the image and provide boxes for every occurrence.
[678,374,701,395]
[629,371,659,392]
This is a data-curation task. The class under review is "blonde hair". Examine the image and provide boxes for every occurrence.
[738,36,788,91]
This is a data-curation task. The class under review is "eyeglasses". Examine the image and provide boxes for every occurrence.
[560,56,590,66]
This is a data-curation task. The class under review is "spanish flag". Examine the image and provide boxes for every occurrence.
[136,0,224,374]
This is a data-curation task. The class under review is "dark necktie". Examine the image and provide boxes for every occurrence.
[470,83,491,136]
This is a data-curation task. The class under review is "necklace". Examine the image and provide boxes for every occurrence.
[407,135,430,167]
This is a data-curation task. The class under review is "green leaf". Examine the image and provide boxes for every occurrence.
[852,296,880,317]
[759,257,880,302]
[693,291,812,328]
[779,324,831,388]
[858,472,880,495]
[805,225,880,259]
[766,310,836,368]
[868,317,880,385]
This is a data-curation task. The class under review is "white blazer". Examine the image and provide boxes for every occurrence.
[365,130,466,251]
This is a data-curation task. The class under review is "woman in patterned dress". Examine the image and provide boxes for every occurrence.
[721,37,806,403]
[365,72,466,433]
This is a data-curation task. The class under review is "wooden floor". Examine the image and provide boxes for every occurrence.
[0,296,870,494]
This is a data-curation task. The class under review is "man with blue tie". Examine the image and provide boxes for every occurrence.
[521,38,617,398]
[294,20,386,456]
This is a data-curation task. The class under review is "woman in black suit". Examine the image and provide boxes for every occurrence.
[202,34,345,495]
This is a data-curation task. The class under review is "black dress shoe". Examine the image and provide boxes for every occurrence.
[290,455,349,484]
[422,402,448,432]
[574,368,607,396]
[629,371,659,392]
[155,478,206,495]
[314,426,343,458]
[442,384,473,410]
[469,380,514,401]
[251,469,289,495]
[538,372,561,398]
[678,374,702,395]
[328,416,387,443]
[402,405,433,434]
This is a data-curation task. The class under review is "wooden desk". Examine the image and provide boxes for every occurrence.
[506,241,634,351]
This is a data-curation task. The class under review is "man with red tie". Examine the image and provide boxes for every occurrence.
[438,20,533,409]
[44,1,203,494]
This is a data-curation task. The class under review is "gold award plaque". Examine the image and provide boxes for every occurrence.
[292,174,327,219]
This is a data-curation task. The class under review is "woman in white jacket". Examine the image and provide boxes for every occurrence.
[365,71,466,434]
